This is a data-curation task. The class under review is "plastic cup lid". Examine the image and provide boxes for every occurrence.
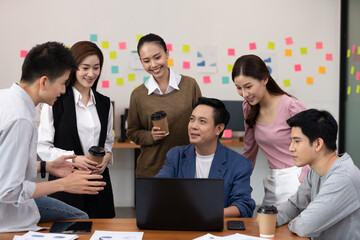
[88,146,105,156]
[257,205,278,214]
[151,110,167,120]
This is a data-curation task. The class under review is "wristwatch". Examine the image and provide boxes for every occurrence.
[40,161,46,178]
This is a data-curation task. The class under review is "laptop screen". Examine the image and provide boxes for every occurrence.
[135,178,224,231]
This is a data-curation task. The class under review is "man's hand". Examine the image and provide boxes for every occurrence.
[47,155,88,178]
[151,126,168,141]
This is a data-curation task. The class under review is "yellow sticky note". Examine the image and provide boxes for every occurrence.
[102,41,109,49]
[351,66,355,74]
[182,45,190,52]
[109,52,117,59]
[168,58,174,66]
[116,78,124,85]
[318,66,326,74]
[227,64,233,72]
[136,35,143,42]
[306,77,313,85]
[128,74,135,81]
[357,85,360,94]
[347,86,351,95]
[347,49,351,58]
[358,47,360,55]
[285,49,292,57]
[300,47,307,55]
[267,42,275,50]
[283,79,291,87]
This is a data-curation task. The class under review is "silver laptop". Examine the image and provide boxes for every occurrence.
[135,178,224,231]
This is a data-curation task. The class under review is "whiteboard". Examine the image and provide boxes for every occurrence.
[0,0,341,136]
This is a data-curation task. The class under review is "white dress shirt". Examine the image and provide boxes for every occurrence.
[144,68,181,95]
[37,87,114,165]
[0,83,41,232]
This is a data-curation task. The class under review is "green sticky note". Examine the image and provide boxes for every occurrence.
[267,42,275,50]
[116,78,124,85]
[222,76,229,84]
[347,49,351,58]
[90,34,98,42]
[300,47,307,55]
[227,64,233,72]
[143,76,150,82]
[111,66,119,74]
[102,41,109,49]
[283,79,291,87]
[182,45,190,52]
[347,86,351,95]
[128,73,135,81]
[136,35,143,42]
[357,85,360,94]
[109,51,117,59]
[351,66,355,75]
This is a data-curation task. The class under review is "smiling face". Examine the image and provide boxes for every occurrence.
[289,127,317,167]
[233,75,268,105]
[74,54,101,91]
[139,42,169,80]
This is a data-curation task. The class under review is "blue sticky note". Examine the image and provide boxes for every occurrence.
[197,60,205,67]
[90,34,98,42]
[263,57,271,63]
[143,76,150,82]
[222,76,230,84]
[111,66,119,74]
[197,52,203,57]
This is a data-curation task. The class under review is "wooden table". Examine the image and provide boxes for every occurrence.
[1,218,308,240]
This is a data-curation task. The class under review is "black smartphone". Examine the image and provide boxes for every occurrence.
[49,221,92,234]
[227,220,245,230]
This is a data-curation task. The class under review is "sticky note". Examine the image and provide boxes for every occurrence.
[285,37,293,45]
[168,58,174,66]
[228,48,235,56]
[116,78,124,85]
[326,53,333,61]
[300,47,307,55]
[111,66,119,74]
[203,76,211,83]
[358,47,360,55]
[249,42,257,50]
[347,49,351,58]
[357,85,360,93]
[143,76,150,82]
[294,64,302,72]
[20,50,27,58]
[182,45,190,52]
[283,79,291,87]
[183,61,190,69]
[351,66,355,74]
[128,74,135,81]
[90,34,98,42]
[102,80,109,88]
[102,41,109,49]
[356,72,360,80]
[319,66,326,74]
[109,52,117,59]
[222,76,229,84]
[119,42,126,50]
[267,42,275,50]
[306,77,314,85]
[352,45,356,53]
[227,64,234,72]
[166,44,173,51]
[347,86,351,95]
[223,129,232,138]
[316,42,323,49]
[285,49,292,57]
[136,35,143,42]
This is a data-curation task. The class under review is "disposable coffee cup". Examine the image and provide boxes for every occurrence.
[257,205,278,238]
[151,110,169,135]
[88,146,105,164]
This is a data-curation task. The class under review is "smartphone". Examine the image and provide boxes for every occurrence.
[49,221,92,234]
[227,220,245,230]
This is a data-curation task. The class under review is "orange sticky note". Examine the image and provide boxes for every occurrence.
[183,61,190,69]
[306,77,314,85]
[20,50,28,58]
[249,42,256,50]
[319,66,326,74]
[119,42,127,50]
[285,49,292,57]
[203,76,211,83]
[102,80,109,88]
[168,58,174,66]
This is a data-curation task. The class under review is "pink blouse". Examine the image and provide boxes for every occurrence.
[242,95,310,182]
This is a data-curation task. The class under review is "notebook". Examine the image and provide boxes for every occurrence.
[135,177,224,231]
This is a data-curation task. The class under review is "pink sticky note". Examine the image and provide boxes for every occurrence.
[20,50,28,58]
[119,42,126,50]
[352,45,356,53]
[166,44,173,51]
[249,42,256,50]
[102,80,109,88]
[285,37,293,45]
[203,76,211,83]
[183,61,190,69]
[223,129,232,138]
[326,53,333,61]
[316,42,323,49]
[356,72,360,80]
[228,48,235,56]
[294,64,302,72]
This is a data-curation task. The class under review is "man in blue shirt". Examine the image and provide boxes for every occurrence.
[156,97,255,217]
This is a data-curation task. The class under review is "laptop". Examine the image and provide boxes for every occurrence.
[135,178,224,231]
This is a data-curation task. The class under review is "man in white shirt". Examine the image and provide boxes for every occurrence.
[0,42,106,232]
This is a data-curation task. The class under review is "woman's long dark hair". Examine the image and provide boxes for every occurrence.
[232,54,291,127]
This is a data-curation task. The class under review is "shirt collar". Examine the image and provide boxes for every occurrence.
[144,68,181,95]
[72,86,96,106]
[11,83,36,118]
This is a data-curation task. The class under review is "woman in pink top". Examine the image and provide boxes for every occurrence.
[231,54,309,206]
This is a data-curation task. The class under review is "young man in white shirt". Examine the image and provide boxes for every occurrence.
[276,109,360,239]
[0,42,106,232]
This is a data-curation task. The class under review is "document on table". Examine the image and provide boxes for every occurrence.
[193,233,268,240]
[89,230,144,240]
[12,231,77,240]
